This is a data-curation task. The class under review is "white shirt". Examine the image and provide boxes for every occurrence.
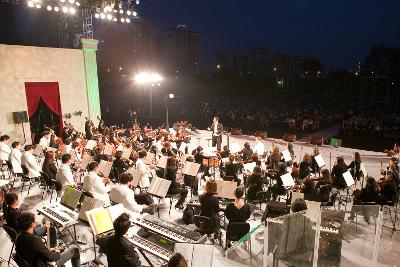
[155,140,163,157]
[253,141,265,156]
[39,136,50,148]
[136,158,150,188]
[21,151,41,178]
[0,141,11,162]
[110,184,143,218]
[64,144,73,154]
[83,171,111,206]
[9,148,22,174]
[56,164,75,194]
[213,123,218,135]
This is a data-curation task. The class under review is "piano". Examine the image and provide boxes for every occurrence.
[132,215,207,244]
[37,203,78,227]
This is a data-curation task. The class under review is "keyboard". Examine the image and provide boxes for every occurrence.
[37,203,78,227]
[128,234,174,262]
[133,215,205,243]
[266,218,339,234]
[187,199,227,211]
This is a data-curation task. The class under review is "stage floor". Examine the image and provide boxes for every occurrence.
[0,131,398,267]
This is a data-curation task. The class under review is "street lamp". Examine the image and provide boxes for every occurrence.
[165,93,175,132]
[134,72,163,117]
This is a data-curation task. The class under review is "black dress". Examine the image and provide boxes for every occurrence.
[44,163,58,181]
[165,169,188,206]
[225,203,251,223]
[331,165,348,189]
[199,192,220,230]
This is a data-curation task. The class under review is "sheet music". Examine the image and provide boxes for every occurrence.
[215,180,237,199]
[33,144,43,156]
[85,140,97,150]
[361,163,368,177]
[174,244,213,267]
[280,173,295,187]
[192,244,213,267]
[243,162,256,173]
[121,147,132,159]
[108,203,125,221]
[128,168,142,187]
[157,155,168,169]
[304,200,321,223]
[86,207,114,235]
[174,243,193,267]
[145,152,155,164]
[203,147,217,157]
[147,177,171,198]
[282,149,292,162]
[80,154,92,170]
[183,162,201,177]
[98,160,113,177]
[60,186,82,210]
[230,143,241,154]
[46,147,57,153]
[291,191,304,206]
[314,154,326,168]
[343,170,355,187]
[78,196,104,221]
[103,143,114,156]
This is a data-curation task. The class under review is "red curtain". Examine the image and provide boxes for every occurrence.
[24,82,63,136]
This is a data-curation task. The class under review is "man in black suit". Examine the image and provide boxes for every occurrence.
[209,116,223,150]
[96,213,141,267]
[15,212,80,267]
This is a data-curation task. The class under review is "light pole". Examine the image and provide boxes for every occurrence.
[165,93,174,132]
[134,72,163,117]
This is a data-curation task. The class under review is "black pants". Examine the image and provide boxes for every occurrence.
[169,186,188,206]
[212,135,222,150]
[134,192,154,205]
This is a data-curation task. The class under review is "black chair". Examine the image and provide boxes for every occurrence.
[382,185,400,231]
[165,192,181,215]
[2,224,18,265]
[6,160,19,188]
[20,166,34,196]
[40,172,60,203]
[225,222,250,250]
[194,215,221,244]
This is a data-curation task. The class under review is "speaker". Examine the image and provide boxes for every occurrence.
[13,111,29,124]
[310,136,323,146]
[255,131,267,139]
[283,133,296,142]
[231,128,242,135]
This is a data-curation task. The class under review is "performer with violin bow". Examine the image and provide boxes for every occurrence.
[378,157,399,204]
[208,116,223,151]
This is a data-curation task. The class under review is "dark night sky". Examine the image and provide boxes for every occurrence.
[138,0,400,71]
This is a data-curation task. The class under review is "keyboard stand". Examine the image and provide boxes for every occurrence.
[136,248,155,267]
[59,223,82,251]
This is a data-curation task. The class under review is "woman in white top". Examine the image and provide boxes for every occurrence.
[21,145,42,178]
[9,141,23,174]
[83,161,111,206]
[136,150,151,188]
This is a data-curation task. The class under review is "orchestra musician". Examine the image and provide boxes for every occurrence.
[298,154,312,182]
[266,146,281,170]
[83,161,111,206]
[199,181,220,234]
[219,145,230,158]
[165,157,188,210]
[269,162,287,200]
[331,156,348,189]
[113,151,131,175]
[253,136,265,157]
[241,142,253,162]
[55,154,76,194]
[315,168,333,203]
[9,141,23,174]
[96,213,141,267]
[110,173,154,217]
[347,152,363,181]
[246,166,263,202]
[223,154,242,185]
[209,116,223,151]
[21,145,42,178]
[39,131,51,148]
[15,212,80,267]
[136,150,151,188]
[378,157,399,204]
[42,151,58,181]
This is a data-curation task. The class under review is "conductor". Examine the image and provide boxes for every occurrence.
[209,116,223,150]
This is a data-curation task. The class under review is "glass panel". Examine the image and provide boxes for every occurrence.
[225,222,265,266]
[264,212,317,267]
[318,205,382,267]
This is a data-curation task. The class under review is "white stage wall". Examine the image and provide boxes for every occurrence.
[0,44,91,142]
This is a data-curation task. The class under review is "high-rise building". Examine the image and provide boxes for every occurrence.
[162,25,199,75]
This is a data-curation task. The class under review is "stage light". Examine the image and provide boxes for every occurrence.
[100,13,106,19]
[95,13,100,18]
[119,9,123,14]
[120,17,125,22]
[47,5,52,10]
[60,0,65,2]
[62,6,68,12]
[68,0,74,3]
[113,9,117,13]
[69,7,75,13]
[107,14,112,20]
[28,1,34,7]
[169,93,175,99]
[127,10,131,15]
[113,17,117,21]
[75,1,80,6]
[54,6,59,11]
[132,11,137,16]
[126,18,130,23]
[35,4,41,8]
[217,65,221,69]
[134,72,163,85]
